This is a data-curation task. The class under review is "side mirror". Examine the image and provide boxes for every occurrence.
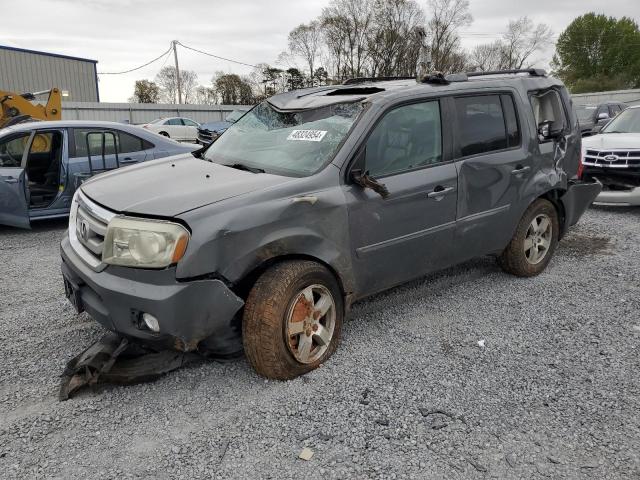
[597,112,610,121]
[350,168,389,198]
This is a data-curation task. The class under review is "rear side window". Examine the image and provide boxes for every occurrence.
[530,90,568,136]
[118,131,153,153]
[454,95,519,157]
[72,129,152,157]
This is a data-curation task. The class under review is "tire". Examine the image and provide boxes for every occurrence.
[159,131,170,137]
[498,199,559,277]
[242,260,344,380]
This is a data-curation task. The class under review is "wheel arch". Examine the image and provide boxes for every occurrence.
[538,188,568,238]
[234,253,350,309]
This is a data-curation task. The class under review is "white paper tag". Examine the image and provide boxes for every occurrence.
[287,130,327,142]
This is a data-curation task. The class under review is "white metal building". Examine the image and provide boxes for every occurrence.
[0,45,99,102]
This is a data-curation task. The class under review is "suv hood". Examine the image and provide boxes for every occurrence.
[583,133,640,150]
[81,155,292,217]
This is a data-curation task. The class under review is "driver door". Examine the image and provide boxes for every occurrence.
[0,131,32,228]
[344,99,458,296]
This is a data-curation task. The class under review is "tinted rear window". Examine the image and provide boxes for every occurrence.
[454,95,518,157]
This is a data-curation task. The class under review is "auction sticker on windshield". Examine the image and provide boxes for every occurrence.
[287,130,327,142]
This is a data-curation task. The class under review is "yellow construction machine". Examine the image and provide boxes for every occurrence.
[0,88,62,129]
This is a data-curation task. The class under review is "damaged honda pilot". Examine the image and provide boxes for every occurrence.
[60,69,601,380]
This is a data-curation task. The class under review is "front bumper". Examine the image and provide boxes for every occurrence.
[60,235,244,354]
[594,187,640,206]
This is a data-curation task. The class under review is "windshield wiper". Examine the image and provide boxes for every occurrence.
[226,163,265,174]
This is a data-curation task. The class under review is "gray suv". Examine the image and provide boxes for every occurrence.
[60,69,601,380]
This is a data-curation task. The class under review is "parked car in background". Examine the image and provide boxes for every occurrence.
[197,110,247,146]
[0,120,199,228]
[60,70,600,381]
[576,101,627,136]
[141,117,200,142]
[583,105,640,205]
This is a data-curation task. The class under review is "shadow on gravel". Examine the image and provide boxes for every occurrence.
[559,233,613,258]
[0,218,68,235]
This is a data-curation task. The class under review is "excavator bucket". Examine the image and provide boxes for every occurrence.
[59,333,200,400]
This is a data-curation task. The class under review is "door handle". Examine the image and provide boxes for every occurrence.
[511,165,531,175]
[2,176,18,184]
[120,157,136,164]
[427,186,455,198]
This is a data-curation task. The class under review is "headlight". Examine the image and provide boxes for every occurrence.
[102,216,190,268]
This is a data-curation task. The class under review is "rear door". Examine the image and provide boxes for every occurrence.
[182,119,199,142]
[166,118,185,140]
[451,93,529,258]
[345,99,458,295]
[0,131,32,228]
[115,129,150,166]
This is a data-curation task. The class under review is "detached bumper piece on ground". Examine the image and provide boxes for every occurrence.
[59,333,200,401]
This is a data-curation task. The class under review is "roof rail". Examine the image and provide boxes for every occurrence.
[342,76,415,85]
[466,68,547,78]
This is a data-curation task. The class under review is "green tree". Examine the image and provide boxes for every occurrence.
[130,80,160,103]
[553,13,640,93]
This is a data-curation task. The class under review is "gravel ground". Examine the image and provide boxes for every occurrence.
[0,207,639,480]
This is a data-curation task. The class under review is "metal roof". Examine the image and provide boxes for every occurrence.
[0,44,98,64]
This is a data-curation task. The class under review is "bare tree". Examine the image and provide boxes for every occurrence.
[468,41,503,71]
[288,21,322,83]
[155,66,198,104]
[321,0,375,79]
[367,0,425,77]
[426,0,472,72]
[194,85,216,105]
[500,16,553,69]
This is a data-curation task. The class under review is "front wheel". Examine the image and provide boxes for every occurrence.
[498,199,559,277]
[242,261,343,380]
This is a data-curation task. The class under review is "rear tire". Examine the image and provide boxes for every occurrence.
[242,261,343,380]
[498,199,559,277]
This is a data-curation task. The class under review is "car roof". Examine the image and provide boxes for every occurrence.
[267,73,564,111]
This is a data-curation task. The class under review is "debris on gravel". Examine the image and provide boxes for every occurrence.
[1,207,639,479]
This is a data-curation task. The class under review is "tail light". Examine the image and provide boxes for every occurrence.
[577,151,584,179]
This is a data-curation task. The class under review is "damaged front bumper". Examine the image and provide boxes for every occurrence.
[60,235,245,355]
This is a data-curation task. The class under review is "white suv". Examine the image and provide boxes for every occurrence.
[582,105,640,205]
[141,117,200,142]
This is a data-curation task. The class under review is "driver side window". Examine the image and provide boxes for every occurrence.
[365,101,442,178]
[0,133,31,168]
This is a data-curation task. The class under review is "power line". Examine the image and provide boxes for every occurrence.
[97,45,173,75]
[177,41,260,69]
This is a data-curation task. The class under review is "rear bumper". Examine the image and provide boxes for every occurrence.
[559,179,602,231]
[60,235,244,354]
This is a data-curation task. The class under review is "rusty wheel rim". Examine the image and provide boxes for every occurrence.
[524,213,552,265]
[285,284,336,365]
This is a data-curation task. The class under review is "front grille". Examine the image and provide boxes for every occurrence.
[69,191,116,270]
[76,203,108,259]
[583,149,640,169]
[198,129,213,141]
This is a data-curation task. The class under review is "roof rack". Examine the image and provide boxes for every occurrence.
[466,68,547,78]
[342,76,415,85]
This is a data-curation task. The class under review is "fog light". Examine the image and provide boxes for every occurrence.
[142,313,160,333]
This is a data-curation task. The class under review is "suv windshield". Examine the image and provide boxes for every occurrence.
[204,101,364,176]
[601,108,640,134]
[575,105,596,122]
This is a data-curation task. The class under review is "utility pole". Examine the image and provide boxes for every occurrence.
[172,40,182,104]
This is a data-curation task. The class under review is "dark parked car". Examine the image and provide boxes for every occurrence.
[0,120,199,228]
[576,101,627,136]
[196,110,246,145]
[60,70,600,380]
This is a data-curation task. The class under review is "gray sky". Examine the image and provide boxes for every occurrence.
[3,0,637,102]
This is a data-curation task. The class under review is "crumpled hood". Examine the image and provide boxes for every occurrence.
[80,155,292,217]
[583,133,640,150]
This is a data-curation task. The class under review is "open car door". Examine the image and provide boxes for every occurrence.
[0,131,32,228]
